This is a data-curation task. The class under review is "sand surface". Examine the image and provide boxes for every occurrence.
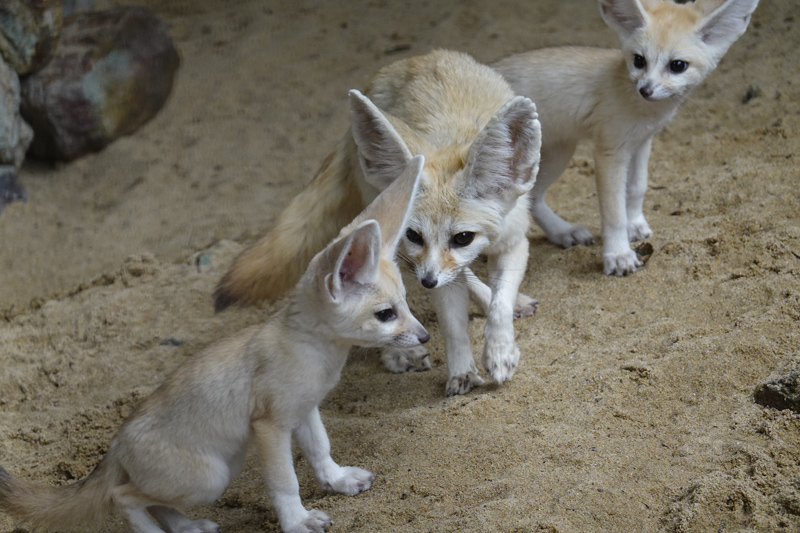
[1,0,799,531]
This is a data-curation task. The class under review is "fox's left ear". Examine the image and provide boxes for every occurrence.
[338,155,424,259]
[325,220,382,302]
[696,0,759,56]
[464,96,541,201]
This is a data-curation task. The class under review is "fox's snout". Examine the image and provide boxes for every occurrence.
[420,273,438,289]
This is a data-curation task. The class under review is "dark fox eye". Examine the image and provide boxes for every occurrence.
[406,229,424,246]
[375,308,396,322]
[633,54,646,69]
[450,232,475,247]
[669,59,688,73]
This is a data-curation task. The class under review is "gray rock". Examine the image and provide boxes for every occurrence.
[0,57,34,167]
[63,0,94,18]
[0,166,27,214]
[20,6,180,162]
[0,0,63,75]
[754,368,800,412]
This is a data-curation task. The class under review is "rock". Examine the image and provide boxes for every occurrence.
[63,0,94,18]
[0,0,63,75]
[20,6,180,162]
[0,166,27,214]
[0,57,34,167]
[754,368,800,412]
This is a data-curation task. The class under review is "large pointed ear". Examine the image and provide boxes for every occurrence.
[599,0,649,38]
[337,155,424,256]
[325,220,382,302]
[349,89,415,190]
[463,96,541,201]
[696,0,758,55]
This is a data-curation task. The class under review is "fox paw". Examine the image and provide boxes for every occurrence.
[553,225,594,248]
[324,466,375,496]
[180,519,220,533]
[603,249,642,276]
[382,345,431,373]
[628,218,653,242]
[483,339,520,385]
[514,293,538,319]
[445,371,485,396]
[286,510,333,533]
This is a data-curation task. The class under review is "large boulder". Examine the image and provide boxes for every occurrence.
[0,0,63,75]
[20,6,180,162]
[0,57,34,167]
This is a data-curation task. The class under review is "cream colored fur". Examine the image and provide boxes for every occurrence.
[216,50,542,396]
[0,158,429,533]
[493,0,758,275]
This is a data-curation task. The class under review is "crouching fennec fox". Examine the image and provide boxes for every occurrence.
[493,0,758,275]
[0,157,429,533]
[215,50,542,396]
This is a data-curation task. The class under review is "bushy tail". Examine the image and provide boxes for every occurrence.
[214,136,366,311]
[0,458,122,531]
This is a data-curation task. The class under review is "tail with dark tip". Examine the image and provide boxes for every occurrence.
[214,136,367,311]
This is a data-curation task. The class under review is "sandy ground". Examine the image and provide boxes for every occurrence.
[1,0,799,531]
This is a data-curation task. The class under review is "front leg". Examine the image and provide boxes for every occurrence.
[594,143,641,276]
[294,406,374,496]
[626,137,654,243]
[482,238,529,384]
[431,270,485,396]
[251,418,332,533]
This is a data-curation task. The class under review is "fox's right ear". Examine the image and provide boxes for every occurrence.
[599,0,649,38]
[325,220,382,303]
[349,89,415,190]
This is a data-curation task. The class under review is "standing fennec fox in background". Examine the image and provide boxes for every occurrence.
[215,50,542,396]
[0,157,429,533]
[493,0,758,275]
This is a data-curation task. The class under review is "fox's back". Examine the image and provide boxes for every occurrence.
[365,49,515,149]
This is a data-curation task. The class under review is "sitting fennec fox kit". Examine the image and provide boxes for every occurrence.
[493,0,759,275]
[215,49,542,397]
[0,157,429,533]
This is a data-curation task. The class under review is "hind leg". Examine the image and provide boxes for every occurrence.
[530,140,593,247]
[112,484,168,533]
[626,138,653,242]
[149,506,220,533]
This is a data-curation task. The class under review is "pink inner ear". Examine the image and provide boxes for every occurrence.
[339,250,359,282]
[339,236,370,282]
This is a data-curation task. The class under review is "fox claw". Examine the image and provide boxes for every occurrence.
[445,371,485,396]
[287,510,332,533]
[513,293,538,319]
[483,337,520,385]
[554,225,594,248]
[181,519,220,533]
[603,250,641,276]
[381,345,431,373]
[324,466,374,496]
[628,217,653,242]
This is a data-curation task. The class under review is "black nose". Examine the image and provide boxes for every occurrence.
[419,331,430,344]
[639,86,653,98]
[421,276,437,289]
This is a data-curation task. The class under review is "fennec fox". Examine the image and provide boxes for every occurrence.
[215,50,542,396]
[0,157,429,533]
[493,0,758,275]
